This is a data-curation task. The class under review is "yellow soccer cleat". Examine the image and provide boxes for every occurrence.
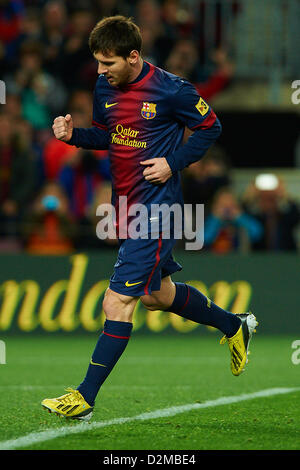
[41,388,93,421]
[220,313,258,376]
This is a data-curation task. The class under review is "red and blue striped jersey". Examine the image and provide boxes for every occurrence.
[91,62,220,223]
[68,61,221,236]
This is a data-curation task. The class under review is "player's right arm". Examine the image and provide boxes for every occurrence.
[52,77,110,150]
[52,113,110,150]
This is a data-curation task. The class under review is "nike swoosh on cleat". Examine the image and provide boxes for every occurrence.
[125,280,143,287]
[105,102,118,108]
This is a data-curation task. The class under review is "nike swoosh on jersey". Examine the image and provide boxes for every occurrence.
[105,101,118,108]
[125,280,143,287]
[90,359,107,367]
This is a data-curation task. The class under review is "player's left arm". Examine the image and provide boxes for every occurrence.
[141,81,222,183]
[165,81,222,173]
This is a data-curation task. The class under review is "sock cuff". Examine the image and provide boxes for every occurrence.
[103,319,133,339]
[169,282,190,314]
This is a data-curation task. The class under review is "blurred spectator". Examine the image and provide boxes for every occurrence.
[183,145,231,210]
[19,6,41,42]
[202,187,263,253]
[195,0,240,67]
[68,88,93,116]
[91,0,128,18]
[5,91,22,119]
[59,8,95,90]
[135,0,173,66]
[42,135,78,181]
[195,48,234,101]
[242,174,300,251]
[39,1,67,76]
[14,114,44,188]
[5,92,46,184]
[136,0,161,31]
[78,181,117,249]
[165,41,234,100]
[58,148,111,222]
[165,38,202,82]
[23,180,76,254]
[5,39,67,129]
[161,0,194,39]
[0,0,25,72]
[0,112,37,250]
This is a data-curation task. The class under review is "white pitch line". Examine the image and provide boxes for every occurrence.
[0,387,299,450]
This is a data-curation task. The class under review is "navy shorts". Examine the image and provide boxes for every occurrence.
[109,235,182,297]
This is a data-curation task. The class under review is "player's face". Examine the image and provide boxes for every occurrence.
[94,51,137,87]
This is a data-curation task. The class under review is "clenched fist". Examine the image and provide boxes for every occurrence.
[52,114,73,141]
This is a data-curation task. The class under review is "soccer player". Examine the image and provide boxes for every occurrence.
[41,16,258,421]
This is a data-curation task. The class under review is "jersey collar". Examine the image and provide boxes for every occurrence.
[121,61,155,90]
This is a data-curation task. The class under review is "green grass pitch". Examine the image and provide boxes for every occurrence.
[0,333,299,450]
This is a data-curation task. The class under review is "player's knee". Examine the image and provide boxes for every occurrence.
[102,293,123,320]
[140,294,162,311]
[103,288,137,322]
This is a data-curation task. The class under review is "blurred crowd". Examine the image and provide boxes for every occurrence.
[182,150,300,253]
[0,0,299,254]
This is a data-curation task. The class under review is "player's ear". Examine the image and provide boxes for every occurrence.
[128,50,139,65]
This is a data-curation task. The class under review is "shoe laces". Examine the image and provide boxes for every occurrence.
[59,388,82,404]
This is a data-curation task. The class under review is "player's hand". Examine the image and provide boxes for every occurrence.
[140,158,172,184]
[52,114,73,142]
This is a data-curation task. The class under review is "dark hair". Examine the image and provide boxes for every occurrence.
[89,15,142,58]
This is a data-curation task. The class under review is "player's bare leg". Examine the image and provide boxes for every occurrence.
[103,288,138,322]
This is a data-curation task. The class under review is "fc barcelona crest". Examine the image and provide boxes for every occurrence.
[141,102,156,120]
